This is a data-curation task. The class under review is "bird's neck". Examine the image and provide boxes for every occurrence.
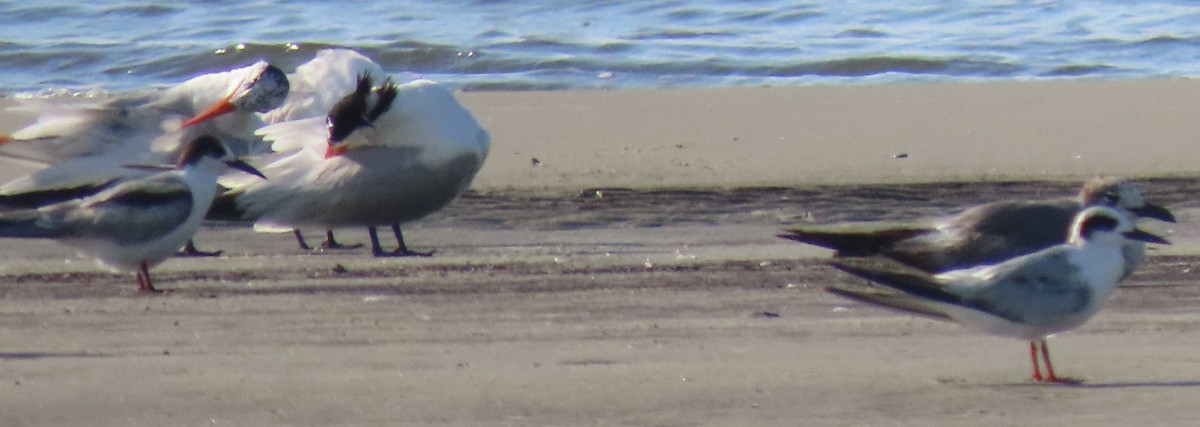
[1070,241,1126,296]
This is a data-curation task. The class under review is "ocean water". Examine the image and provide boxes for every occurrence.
[3,1,1200,95]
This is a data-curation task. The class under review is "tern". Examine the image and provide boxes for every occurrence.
[209,72,490,257]
[0,136,265,293]
[827,206,1169,383]
[0,61,287,201]
[0,61,288,256]
[258,48,389,250]
[779,177,1174,277]
[258,48,422,251]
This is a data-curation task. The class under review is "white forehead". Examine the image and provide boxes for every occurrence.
[1082,179,1145,208]
[1111,181,1146,208]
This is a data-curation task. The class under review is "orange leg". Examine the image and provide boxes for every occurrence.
[1029,341,1044,381]
[1037,339,1082,384]
[1039,339,1057,381]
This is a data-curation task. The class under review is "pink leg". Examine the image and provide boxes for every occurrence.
[136,262,160,293]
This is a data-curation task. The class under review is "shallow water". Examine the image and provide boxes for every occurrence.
[3,1,1200,94]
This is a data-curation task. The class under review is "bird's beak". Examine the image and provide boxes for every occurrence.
[324,144,349,159]
[1125,227,1170,245]
[181,92,238,129]
[225,158,267,179]
[1130,202,1176,223]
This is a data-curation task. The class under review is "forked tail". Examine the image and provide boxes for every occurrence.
[778,226,929,256]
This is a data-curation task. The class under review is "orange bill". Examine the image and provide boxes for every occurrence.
[181,92,237,128]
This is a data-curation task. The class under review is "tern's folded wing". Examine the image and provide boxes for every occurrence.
[39,174,194,245]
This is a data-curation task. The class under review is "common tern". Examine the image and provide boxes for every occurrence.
[827,206,1169,383]
[0,136,265,293]
[210,72,490,257]
[780,177,1174,277]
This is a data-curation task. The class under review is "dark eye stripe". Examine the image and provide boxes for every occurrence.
[1079,214,1119,238]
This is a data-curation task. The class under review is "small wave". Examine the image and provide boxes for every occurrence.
[489,36,578,50]
[629,29,738,41]
[115,43,315,82]
[665,7,714,21]
[1132,35,1200,47]
[370,45,471,73]
[769,10,822,24]
[460,80,575,91]
[98,4,182,17]
[836,28,888,38]
[1043,64,1115,77]
[775,56,1022,78]
[0,4,79,24]
[728,10,774,22]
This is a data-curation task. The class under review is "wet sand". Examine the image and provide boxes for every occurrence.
[3,82,1200,426]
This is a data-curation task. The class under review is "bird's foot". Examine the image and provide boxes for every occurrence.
[1032,373,1083,385]
[1042,375,1084,385]
[373,248,435,258]
[176,242,223,257]
[136,282,165,294]
[320,240,364,250]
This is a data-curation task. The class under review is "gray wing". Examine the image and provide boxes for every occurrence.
[886,198,1080,272]
[953,248,1092,325]
[832,249,1093,326]
[37,174,193,245]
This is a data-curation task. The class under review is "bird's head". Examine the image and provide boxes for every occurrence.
[181,62,290,128]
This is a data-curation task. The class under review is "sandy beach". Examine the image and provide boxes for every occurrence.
[3,80,1200,426]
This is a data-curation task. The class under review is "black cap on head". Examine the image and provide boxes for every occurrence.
[326,74,375,144]
[1078,212,1120,240]
[325,73,400,145]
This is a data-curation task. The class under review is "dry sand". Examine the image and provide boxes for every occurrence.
[2,81,1200,426]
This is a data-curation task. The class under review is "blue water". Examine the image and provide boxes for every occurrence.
[3,1,1200,95]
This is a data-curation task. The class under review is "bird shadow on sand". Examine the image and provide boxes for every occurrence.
[1068,380,1200,389]
[996,380,1200,389]
[0,352,111,360]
